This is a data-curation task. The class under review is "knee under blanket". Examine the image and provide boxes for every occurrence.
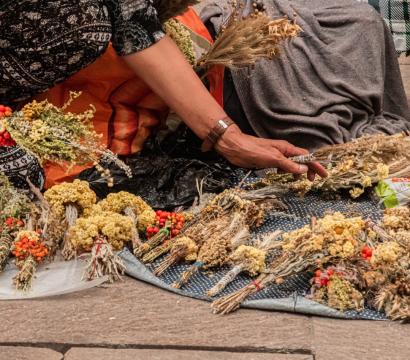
[201,0,410,150]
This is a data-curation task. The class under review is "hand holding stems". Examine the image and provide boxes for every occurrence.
[124,36,327,180]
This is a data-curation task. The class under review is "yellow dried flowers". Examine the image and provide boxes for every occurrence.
[230,245,266,276]
[371,242,404,266]
[68,211,135,251]
[44,180,97,218]
[281,213,365,258]
[313,274,364,312]
[97,191,155,232]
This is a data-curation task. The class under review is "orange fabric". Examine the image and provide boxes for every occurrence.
[37,7,224,188]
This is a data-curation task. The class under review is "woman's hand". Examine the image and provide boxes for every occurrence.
[124,37,327,180]
[216,125,327,180]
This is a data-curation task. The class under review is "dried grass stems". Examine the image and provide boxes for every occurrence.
[197,14,301,70]
[207,230,283,297]
[83,236,126,283]
[259,133,410,197]
[172,213,251,289]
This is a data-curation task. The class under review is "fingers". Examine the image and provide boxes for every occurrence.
[270,140,308,157]
[307,161,328,178]
[269,141,328,178]
[307,169,316,182]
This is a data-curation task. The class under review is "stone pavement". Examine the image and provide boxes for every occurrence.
[0,278,409,360]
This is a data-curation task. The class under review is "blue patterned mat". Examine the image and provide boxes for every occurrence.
[121,181,388,320]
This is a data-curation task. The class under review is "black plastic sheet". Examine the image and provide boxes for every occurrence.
[78,125,234,209]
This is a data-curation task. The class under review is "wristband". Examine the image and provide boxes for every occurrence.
[201,117,235,152]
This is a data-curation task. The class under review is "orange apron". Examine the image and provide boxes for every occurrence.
[36,8,224,188]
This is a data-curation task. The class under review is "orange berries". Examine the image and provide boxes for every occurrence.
[12,234,48,263]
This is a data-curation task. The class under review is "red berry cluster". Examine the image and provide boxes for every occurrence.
[312,268,335,287]
[0,216,25,232]
[0,105,16,147]
[361,245,373,261]
[146,210,186,239]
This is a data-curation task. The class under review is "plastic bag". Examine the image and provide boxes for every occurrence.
[79,125,234,209]
[0,259,108,300]
[375,178,410,208]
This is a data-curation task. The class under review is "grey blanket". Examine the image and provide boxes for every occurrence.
[201,0,410,150]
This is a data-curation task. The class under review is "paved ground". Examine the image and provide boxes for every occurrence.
[1,278,409,360]
[2,40,410,360]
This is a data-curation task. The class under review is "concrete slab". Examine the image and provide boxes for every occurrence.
[0,278,312,353]
[0,346,62,360]
[312,318,410,360]
[65,348,313,360]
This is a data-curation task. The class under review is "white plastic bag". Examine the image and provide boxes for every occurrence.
[0,258,108,300]
[375,178,410,208]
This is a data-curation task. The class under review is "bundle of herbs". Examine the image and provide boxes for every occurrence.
[0,93,131,185]
[211,207,410,322]
[256,133,410,198]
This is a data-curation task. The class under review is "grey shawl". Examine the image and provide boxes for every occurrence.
[200,0,410,150]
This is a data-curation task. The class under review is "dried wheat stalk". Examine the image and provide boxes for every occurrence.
[198,14,301,70]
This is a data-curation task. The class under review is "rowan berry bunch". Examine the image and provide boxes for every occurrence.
[0,216,24,232]
[0,105,16,147]
[146,210,186,239]
[12,231,49,263]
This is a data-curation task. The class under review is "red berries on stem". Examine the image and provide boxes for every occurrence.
[0,104,16,147]
[145,210,186,239]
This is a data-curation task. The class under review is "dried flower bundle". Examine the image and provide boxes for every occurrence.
[153,0,199,23]
[257,133,410,198]
[44,180,97,259]
[211,213,372,314]
[211,207,410,321]
[0,92,132,184]
[0,174,34,270]
[172,213,250,289]
[153,236,198,276]
[164,19,196,65]
[68,211,134,281]
[207,231,282,297]
[12,230,49,291]
[197,13,301,70]
[97,191,157,249]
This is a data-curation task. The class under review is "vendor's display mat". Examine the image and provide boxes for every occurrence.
[121,188,388,321]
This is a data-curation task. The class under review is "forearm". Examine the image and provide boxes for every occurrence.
[123,36,226,139]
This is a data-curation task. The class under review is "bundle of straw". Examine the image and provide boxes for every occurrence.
[198,15,301,70]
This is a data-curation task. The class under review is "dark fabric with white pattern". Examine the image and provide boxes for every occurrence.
[0,0,164,107]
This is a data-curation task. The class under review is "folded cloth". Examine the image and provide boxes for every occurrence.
[201,0,410,150]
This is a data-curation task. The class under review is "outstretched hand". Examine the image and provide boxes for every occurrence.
[215,125,328,180]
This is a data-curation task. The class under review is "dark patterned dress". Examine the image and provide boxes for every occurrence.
[0,0,164,190]
[0,0,164,107]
